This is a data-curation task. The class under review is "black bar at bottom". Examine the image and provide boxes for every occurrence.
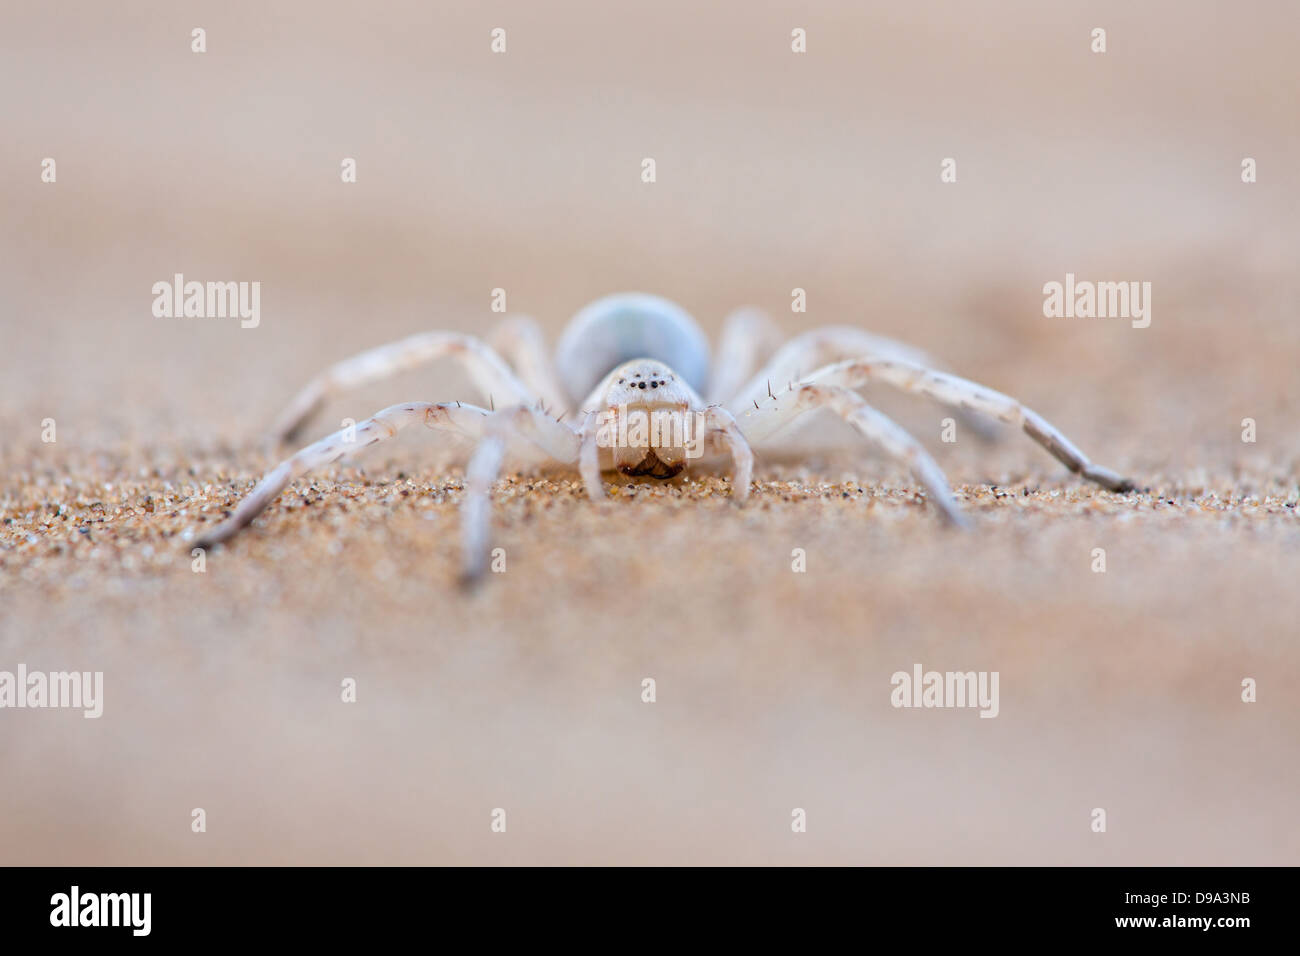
[0,866,1281,942]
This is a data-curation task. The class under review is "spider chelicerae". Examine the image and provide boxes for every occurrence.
[194,292,1133,579]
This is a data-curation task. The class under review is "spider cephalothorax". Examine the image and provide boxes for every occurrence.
[194,292,1132,580]
[592,360,702,478]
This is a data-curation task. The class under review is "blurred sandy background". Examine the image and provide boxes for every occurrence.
[2,1,1298,864]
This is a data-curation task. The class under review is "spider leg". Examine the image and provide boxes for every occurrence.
[728,326,1001,440]
[460,404,582,583]
[701,405,754,503]
[706,308,784,404]
[578,410,603,502]
[195,401,494,548]
[738,384,967,525]
[487,315,573,415]
[268,332,538,444]
[742,357,1133,492]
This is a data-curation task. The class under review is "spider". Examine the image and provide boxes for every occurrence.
[194,292,1133,580]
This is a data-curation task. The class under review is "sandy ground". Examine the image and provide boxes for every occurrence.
[2,1,1298,864]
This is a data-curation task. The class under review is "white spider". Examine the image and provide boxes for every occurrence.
[194,292,1132,580]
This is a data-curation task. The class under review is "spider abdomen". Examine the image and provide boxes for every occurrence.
[554,292,711,403]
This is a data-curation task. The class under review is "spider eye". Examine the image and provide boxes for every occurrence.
[650,381,658,389]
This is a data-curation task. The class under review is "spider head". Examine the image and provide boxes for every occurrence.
[597,360,703,478]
